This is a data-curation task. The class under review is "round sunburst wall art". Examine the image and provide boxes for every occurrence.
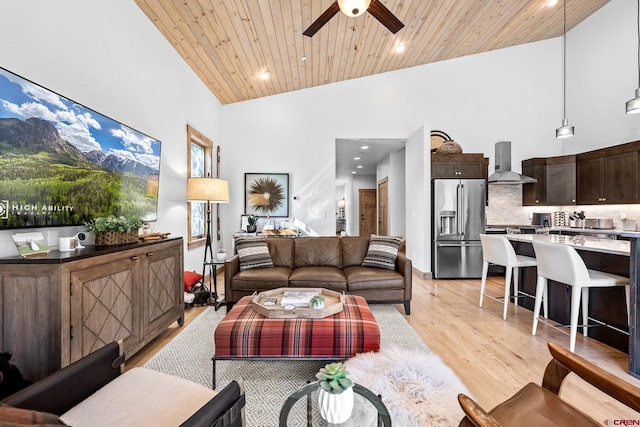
[248,176,286,215]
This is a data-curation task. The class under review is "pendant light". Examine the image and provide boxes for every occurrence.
[627,0,640,114]
[556,0,574,138]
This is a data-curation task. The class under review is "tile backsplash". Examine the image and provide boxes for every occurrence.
[486,185,640,230]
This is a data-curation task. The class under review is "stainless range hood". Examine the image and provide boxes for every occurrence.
[488,141,537,185]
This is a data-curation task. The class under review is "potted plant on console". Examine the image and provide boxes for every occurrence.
[86,215,145,246]
[316,362,354,423]
[246,214,258,233]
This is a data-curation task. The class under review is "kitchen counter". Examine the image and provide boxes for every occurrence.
[504,233,630,256]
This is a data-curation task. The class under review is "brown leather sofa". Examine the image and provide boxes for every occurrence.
[224,236,412,314]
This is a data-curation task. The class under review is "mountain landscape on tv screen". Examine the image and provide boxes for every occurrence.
[0,117,159,228]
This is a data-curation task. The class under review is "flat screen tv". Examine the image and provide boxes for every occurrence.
[0,66,161,229]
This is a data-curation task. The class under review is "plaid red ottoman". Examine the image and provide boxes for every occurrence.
[212,294,380,388]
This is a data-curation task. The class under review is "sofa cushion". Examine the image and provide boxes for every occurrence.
[231,267,292,291]
[341,236,370,267]
[344,266,405,291]
[289,267,347,290]
[60,368,217,427]
[361,235,404,270]
[295,237,341,268]
[266,238,295,269]
[235,236,274,271]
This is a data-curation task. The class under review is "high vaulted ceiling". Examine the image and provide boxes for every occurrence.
[135,1,609,105]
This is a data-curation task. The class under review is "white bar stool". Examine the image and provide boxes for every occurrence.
[531,241,630,353]
[479,234,539,320]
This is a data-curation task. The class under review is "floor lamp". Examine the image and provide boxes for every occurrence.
[187,176,229,307]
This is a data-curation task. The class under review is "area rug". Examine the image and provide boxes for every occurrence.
[143,304,469,427]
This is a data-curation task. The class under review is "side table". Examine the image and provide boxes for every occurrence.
[203,259,226,310]
[278,381,391,426]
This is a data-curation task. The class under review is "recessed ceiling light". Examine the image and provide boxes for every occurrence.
[352,171,357,174]
[357,165,363,169]
[361,145,369,150]
[354,157,360,160]
[301,56,307,61]
[395,43,406,53]
[259,71,271,80]
[545,0,558,7]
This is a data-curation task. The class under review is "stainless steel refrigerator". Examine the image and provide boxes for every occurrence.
[432,179,486,279]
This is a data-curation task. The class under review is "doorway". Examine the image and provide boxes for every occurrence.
[359,189,377,236]
[378,178,388,235]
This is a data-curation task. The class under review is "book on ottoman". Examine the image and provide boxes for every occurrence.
[280,291,317,306]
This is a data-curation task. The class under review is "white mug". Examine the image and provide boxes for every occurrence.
[59,237,77,252]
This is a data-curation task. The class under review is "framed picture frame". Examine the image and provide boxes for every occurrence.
[245,173,289,217]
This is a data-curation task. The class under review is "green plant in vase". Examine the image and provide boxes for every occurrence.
[246,214,258,233]
[309,294,325,309]
[85,215,146,245]
[316,362,354,423]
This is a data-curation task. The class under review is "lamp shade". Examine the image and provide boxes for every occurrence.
[338,0,371,17]
[187,177,229,203]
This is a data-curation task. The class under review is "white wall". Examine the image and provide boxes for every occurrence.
[388,149,406,237]
[0,0,222,272]
[405,126,430,272]
[564,0,640,154]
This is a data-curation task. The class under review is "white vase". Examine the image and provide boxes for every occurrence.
[216,252,227,261]
[317,386,354,424]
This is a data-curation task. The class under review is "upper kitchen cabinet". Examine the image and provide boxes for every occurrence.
[546,155,576,206]
[576,142,639,205]
[522,158,546,206]
[522,155,576,206]
[431,153,486,179]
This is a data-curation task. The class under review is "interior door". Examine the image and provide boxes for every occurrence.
[378,178,388,235]
[359,189,377,236]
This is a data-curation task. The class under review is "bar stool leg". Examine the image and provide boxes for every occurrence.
[513,267,520,307]
[503,267,512,320]
[581,287,589,337]
[569,285,582,353]
[532,276,546,335]
[479,260,489,308]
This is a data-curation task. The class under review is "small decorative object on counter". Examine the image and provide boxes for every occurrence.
[216,248,227,261]
[316,362,354,424]
[622,218,637,232]
[435,140,463,154]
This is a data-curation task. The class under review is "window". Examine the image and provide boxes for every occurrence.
[187,125,213,249]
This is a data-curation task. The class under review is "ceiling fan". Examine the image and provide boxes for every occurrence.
[303,0,404,37]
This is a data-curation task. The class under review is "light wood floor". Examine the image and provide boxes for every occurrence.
[129,271,640,422]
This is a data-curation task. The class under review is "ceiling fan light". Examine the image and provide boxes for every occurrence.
[338,0,371,17]
[556,118,574,139]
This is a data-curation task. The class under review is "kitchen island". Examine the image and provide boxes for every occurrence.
[502,234,630,354]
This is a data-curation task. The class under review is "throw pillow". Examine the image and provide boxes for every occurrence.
[361,235,404,270]
[183,271,203,292]
[235,236,274,271]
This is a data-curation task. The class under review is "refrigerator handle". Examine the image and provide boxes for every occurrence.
[460,183,465,237]
[456,183,462,236]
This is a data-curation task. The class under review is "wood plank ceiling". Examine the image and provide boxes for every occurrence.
[135,0,609,105]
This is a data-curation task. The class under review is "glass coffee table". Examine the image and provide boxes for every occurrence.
[278,381,392,426]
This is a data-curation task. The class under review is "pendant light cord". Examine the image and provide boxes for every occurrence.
[562,0,567,120]
[636,0,639,88]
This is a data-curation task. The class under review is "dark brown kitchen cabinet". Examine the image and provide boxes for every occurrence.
[546,155,576,205]
[522,158,546,206]
[576,143,639,204]
[431,153,486,179]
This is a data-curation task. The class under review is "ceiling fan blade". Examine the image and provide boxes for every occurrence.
[303,1,340,37]
[368,0,404,34]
